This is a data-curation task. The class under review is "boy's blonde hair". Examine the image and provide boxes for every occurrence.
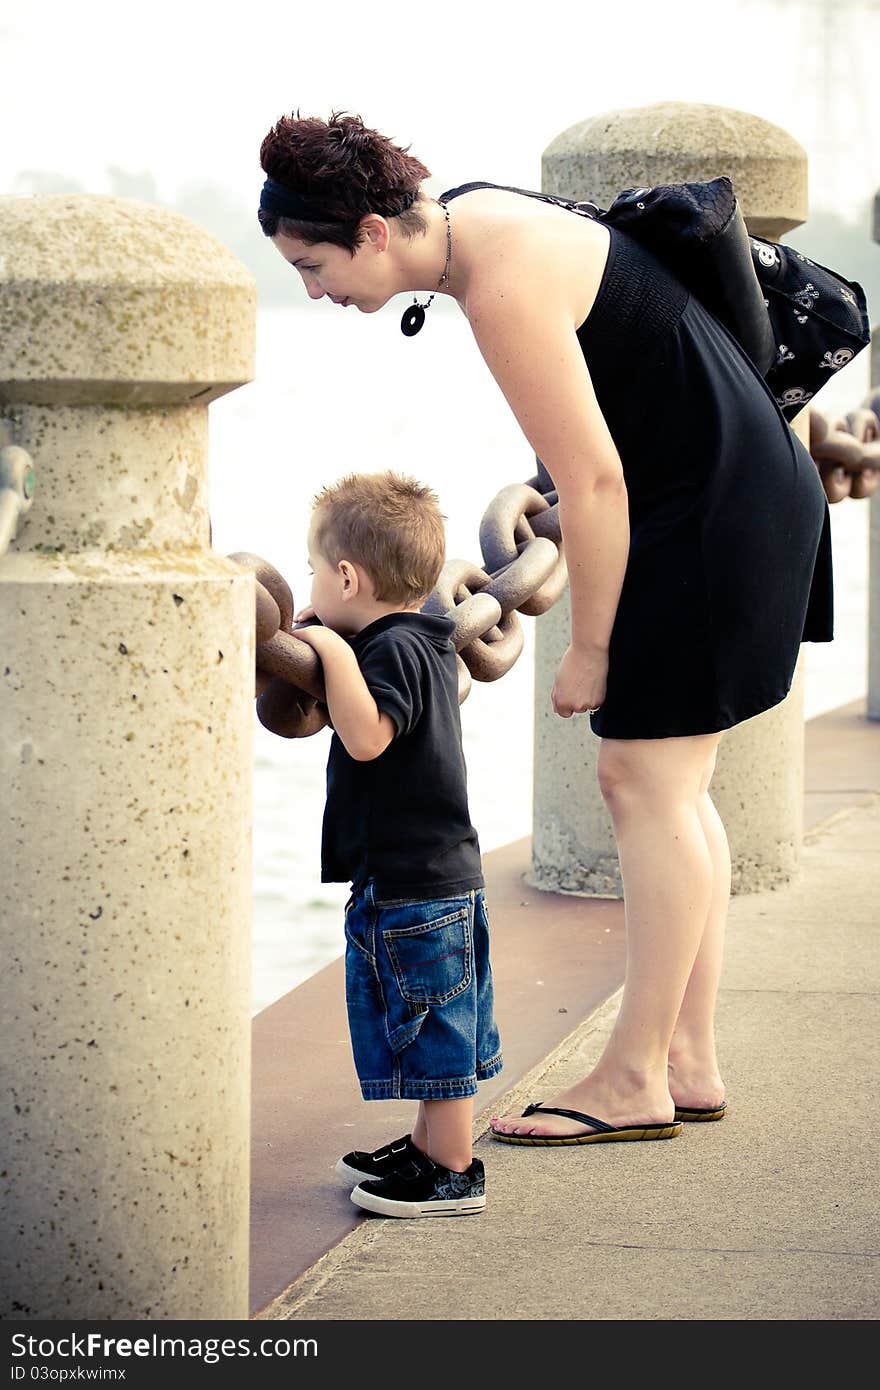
[311,470,446,604]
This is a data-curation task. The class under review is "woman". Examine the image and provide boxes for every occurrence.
[257,111,832,1144]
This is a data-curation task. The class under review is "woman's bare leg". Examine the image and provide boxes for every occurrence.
[492,731,723,1137]
[668,741,729,1111]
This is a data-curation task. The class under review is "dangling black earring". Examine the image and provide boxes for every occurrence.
[401,300,429,336]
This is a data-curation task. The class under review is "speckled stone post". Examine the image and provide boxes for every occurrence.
[530,103,811,895]
[868,191,880,721]
[0,196,256,1318]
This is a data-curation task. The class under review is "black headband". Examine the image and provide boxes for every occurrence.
[259,175,418,222]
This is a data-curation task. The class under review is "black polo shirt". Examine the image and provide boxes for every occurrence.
[320,611,484,899]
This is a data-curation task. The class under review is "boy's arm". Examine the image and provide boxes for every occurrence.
[294,626,396,762]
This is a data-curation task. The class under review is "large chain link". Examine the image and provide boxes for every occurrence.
[809,385,880,503]
[0,423,36,558]
[229,470,566,739]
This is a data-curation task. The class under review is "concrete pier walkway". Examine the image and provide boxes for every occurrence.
[253,699,879,1321]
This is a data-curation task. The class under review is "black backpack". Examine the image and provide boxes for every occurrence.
[454,178,871,422]
[593,177,871,421]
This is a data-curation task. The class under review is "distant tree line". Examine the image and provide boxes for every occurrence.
[9,168,880,322]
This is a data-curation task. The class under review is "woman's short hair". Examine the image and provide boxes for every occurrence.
[259,110,431,252]
[312,471,446,604]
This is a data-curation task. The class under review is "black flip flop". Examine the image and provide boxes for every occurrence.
[490,1102,683,1146]
[673,1102,727,1122]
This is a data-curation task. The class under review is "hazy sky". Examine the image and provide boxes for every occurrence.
[2,0,878,215]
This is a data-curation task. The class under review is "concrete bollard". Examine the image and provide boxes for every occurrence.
[868,191,880,721]
[0,196,256,1319]
[531,102,811,895]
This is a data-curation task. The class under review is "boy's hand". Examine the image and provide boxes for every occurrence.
[293,623,350,656]
[291,623,395,761]
[293,605,319,626]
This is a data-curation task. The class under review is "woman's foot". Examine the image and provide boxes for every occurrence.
[667,1053,725,1114]
[490,1074,675,1139]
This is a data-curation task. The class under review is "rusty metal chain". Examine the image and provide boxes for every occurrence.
[0,424,36,557]
[229,470,566,739]
[808,385,880,503]
[234,375,880,741]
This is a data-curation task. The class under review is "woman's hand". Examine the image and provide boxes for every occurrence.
[552,643,608,718]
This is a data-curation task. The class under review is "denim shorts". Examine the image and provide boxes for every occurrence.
[343,880,503,1100]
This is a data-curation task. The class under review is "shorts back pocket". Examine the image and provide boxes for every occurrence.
[383,906,472,1006]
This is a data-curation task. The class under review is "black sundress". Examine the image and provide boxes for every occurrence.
[440,181,833,739]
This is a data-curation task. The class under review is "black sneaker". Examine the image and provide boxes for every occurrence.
[350,1151,486,1218]
[334,1133,422,1185]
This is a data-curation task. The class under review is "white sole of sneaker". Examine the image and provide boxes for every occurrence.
[334,1158,371,1184]
[350,1187,485,1218]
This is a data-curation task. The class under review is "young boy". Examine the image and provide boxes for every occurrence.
[294,470,501,1218]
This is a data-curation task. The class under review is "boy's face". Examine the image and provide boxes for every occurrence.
[305,512,426,635]
[306,518,360,635]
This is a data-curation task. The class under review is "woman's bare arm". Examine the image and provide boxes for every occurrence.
[466,278,629,663]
